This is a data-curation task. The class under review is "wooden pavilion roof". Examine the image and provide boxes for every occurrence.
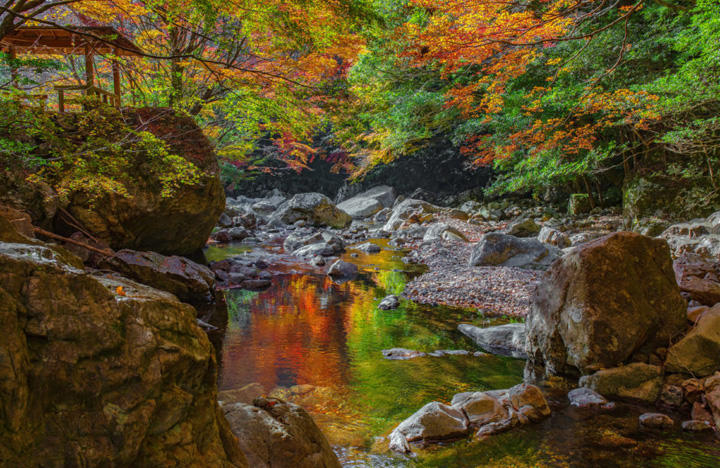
[0,26,143,56]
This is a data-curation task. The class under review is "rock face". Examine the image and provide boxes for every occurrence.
[665,305,720,377]
[270,193,351,228]
[468,233,560,270]
[222,397,340,468]
[458,323,527,358]
[578,363,663,403]
[526,232,687,375]
[0,236,246,467]
[101,249,215,303]
[67,110,225,256]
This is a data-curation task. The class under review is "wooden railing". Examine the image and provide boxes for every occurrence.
[55,84,121,113]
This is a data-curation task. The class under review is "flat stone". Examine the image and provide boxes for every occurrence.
[639,413,674,429]
[458,323,527,358]
[568,388,609,408]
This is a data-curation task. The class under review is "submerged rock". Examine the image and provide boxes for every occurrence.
[526,232,687,376]
[0,236,246,467]
[458,323,527,358]
[223,397,340,468]
[354,242,381,254]
[101,249,215,303]
[382,348,426,360]
[468,233,560,270]
[681,420,713,432]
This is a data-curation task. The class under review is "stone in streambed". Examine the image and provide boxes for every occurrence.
[681,420,713,432]
[567,388,610,408]
[388,401,469,453]
[223,397,340,468]
[526,232,687,376]
[270,193,351,229]
[354,242,381,254]
[665,305,720,377]
[468,233,559,270]
[327,259,358,280]
[378,295,400,310]
[578,363,663,403]
[458,323,527,358]
[639,413,674,429]
[382,348,426,360]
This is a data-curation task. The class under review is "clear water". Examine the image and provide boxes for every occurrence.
[207,240,720,467]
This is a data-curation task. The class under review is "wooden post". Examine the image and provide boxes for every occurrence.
[112,47,121,108]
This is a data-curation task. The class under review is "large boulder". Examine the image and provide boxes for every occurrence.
[389,401,469,451]
[100,249,215,303]
[468,233,560,270]
[270,193,351,228]
[458,323,527,358]
[665,305,720,377]
[65,110,225,256]
[222,397,340,468]
[335,186,396,219]
[526,232,687,375]
[0,236,246,467]
[673,254,720,306]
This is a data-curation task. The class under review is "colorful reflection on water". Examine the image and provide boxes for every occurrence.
[211,241,720,467]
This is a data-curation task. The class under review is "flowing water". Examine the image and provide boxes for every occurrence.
[206,240,720,467]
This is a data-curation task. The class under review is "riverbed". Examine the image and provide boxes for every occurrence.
[206,239,720,467]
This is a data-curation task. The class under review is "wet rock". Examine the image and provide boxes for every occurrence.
[382,348,426,360]
[681,420,713,431]
[639,413,674,429]
[389,401,469,450]
[284,231,344,257]
[354,242,381,254]
[100,249,215,303]
[240,279,272,290]
[537,226,571,248]
[223,397,340,468]
[505,218,540,238]
[327,259,358,280]
[665,305,720,377]
[213,226,250,243]
[579,363,663,403]
[458,323,527,358]
[567,388,609,408]
[468,233,560,270]
[659,384,684,407]
[378,295,400,310]
[218,212,234,227]
[0,238,246,467]
[526,232,686,376]
[311,255,326,267]
[430,350,471,357]
[270,193,351,229]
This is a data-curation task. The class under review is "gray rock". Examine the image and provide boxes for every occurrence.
[451,392,507,427]
[382,348,426,360]
[223,397,341,468]
[270,193,351,228]
[336,197,383,219]
[423,223,467,243]
[458,323,527,358]
[327,259,358,280]
[537,226,571,248]
[681,420,713,431]
[567,388,609,408]
[505,218,540,237]
[378,295,400,310]
[389,401,469,448]
[665,305,720,377]
[353,242,381,254]
[638,413,674,429]
[579,363,663,403]
[526,232,687,376]
[468,233,560,270]
[383,199,437,232]
[372,207,392,224]
[284,232,344,256]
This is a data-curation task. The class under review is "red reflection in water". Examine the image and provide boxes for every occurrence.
[220,274,363,392]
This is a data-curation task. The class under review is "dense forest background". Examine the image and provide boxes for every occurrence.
[1,0,719,222]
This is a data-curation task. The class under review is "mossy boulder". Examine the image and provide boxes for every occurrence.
[623,175,720,224]
[568,193,592,216]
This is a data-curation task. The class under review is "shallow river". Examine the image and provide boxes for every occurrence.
[205,240,720,467]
